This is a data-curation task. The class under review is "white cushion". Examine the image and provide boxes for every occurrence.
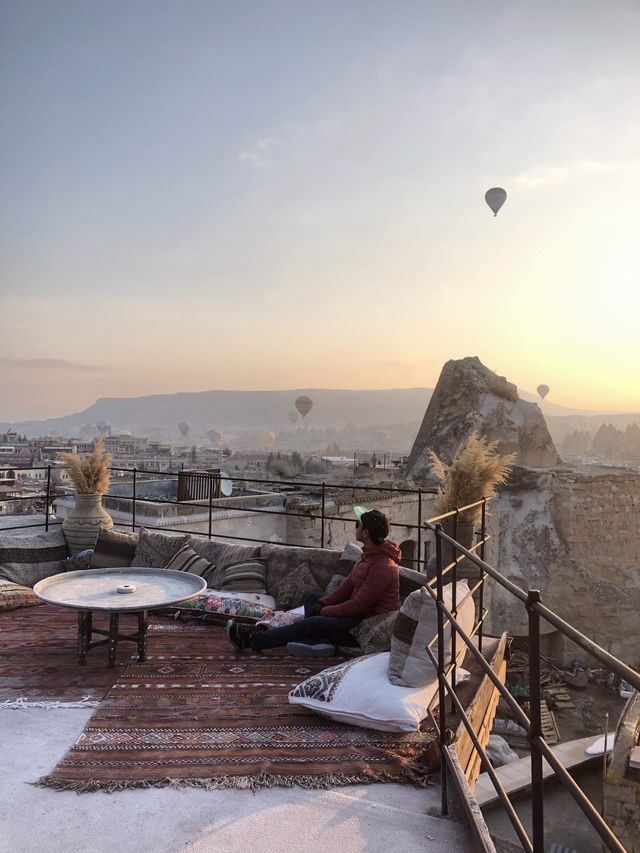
[289,652,439,733]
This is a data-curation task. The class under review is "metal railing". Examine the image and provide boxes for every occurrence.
[424,504,640,853]
[0,465,436,568]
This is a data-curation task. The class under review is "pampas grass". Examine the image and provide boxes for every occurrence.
[57,438,111,495]
[429,433,516,523]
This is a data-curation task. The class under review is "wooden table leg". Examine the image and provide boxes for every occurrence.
[108,612,119,669]
[138,610,148,662]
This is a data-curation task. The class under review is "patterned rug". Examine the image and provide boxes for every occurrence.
[37,620,437,791]
[0,605,137,704]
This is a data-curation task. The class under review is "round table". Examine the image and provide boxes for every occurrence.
[34,567,207,668]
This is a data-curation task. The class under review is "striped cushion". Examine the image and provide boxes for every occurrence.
[221,559,267,593]
[0,580,43,611]
[165,544,213,577]
[90,528,138,569]
[0,530,69,587]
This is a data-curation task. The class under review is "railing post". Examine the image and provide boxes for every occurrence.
[527,589,545,853]
[417,490,422,572]
[320,483,326,548]
[132,467,137,532]
[208,472,213,540]
[45,465,51,531]
[451,507,458,713]
[435,523,448,816]
[479,497,487,653]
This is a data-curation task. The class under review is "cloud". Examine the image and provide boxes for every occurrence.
[515,160,637,189]
[238,136,281,168]
[0,357,108,372]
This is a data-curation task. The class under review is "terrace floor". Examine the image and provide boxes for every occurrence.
[2,706,476,853]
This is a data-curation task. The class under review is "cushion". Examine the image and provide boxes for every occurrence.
[289,652,438,732]
[388,580,474,688]
[221,558,267,593]
[324,573,346,597]
[90,527,138,569]
[261,543,344,596]
[352,610,398,655]
[170,591,274,625]
[65,549,93,572]
[0,580,44,611]
[340,542,363,562]
[270,561,323,610]
[132,529,189,568]
[199,541,262,589]
[165,544,214,577]
[0,530,69,587]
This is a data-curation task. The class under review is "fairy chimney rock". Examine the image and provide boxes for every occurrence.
[406,357,559,481]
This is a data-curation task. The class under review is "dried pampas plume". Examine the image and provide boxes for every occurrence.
[428,432,516,523]
[58,438,111,495]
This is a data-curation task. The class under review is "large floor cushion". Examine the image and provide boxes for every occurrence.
[289,652,438,732]
[0,529,69,587]
[388,580,474,688]
[0,579,44,611]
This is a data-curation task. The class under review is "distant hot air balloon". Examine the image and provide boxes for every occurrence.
[295,395,313,418]
[259,430,276,450]
[178,421,190,438]
[207,429,222,445]
[485,187,507,217]
[537,384,550,400]
[288,410,299,424]
[97,420,111,435]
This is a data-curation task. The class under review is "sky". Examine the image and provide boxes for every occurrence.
[1,0,639,421]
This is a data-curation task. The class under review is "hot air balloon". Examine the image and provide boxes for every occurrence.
[537,384,550,400]
[259,430,276,450]
[97,420,111,435]
[295,395,313,418]
[207,429,222,445]
[178,422,190,438]
[288,410,299,424]
[485,187,507,217]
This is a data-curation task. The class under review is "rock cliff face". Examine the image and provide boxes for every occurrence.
[405,356,559,482]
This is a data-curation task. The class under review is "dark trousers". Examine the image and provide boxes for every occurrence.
[250,592,362,651]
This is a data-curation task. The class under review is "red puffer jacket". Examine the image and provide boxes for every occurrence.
[318,540,401,618]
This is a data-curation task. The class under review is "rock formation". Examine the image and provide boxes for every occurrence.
[405,356,560,482]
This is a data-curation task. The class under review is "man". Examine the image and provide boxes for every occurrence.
[225,509,401,658]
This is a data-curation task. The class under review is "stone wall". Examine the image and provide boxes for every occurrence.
[485,465,640,665]
[603,692,640,853]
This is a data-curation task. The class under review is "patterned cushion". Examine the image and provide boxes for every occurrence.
[132,529,189,568]
[221,559,267,593]
[170,592,274,625]
[270,561,323,611]
[352,610,398,655]
[165,544,214,577]
[65,550,93,572]
[289,652,439,732]
[0,580,44,611]
[90,527,138,569]
[388,580,474,688]
[0,530,69,587]
[261,544,343,596]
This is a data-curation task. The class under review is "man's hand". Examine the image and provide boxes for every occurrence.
[308,603,323,617]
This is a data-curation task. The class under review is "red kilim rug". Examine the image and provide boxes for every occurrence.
[37,619,437,791]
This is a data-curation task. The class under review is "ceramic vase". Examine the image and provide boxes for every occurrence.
[62,493,113,555]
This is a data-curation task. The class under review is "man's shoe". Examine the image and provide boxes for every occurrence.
[287,642,335,659]
[225,620,250,652]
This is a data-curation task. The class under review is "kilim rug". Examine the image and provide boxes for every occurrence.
[37,619,438,791]
[0,604,137,704]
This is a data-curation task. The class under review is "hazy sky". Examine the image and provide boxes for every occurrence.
[2,1,639,420]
